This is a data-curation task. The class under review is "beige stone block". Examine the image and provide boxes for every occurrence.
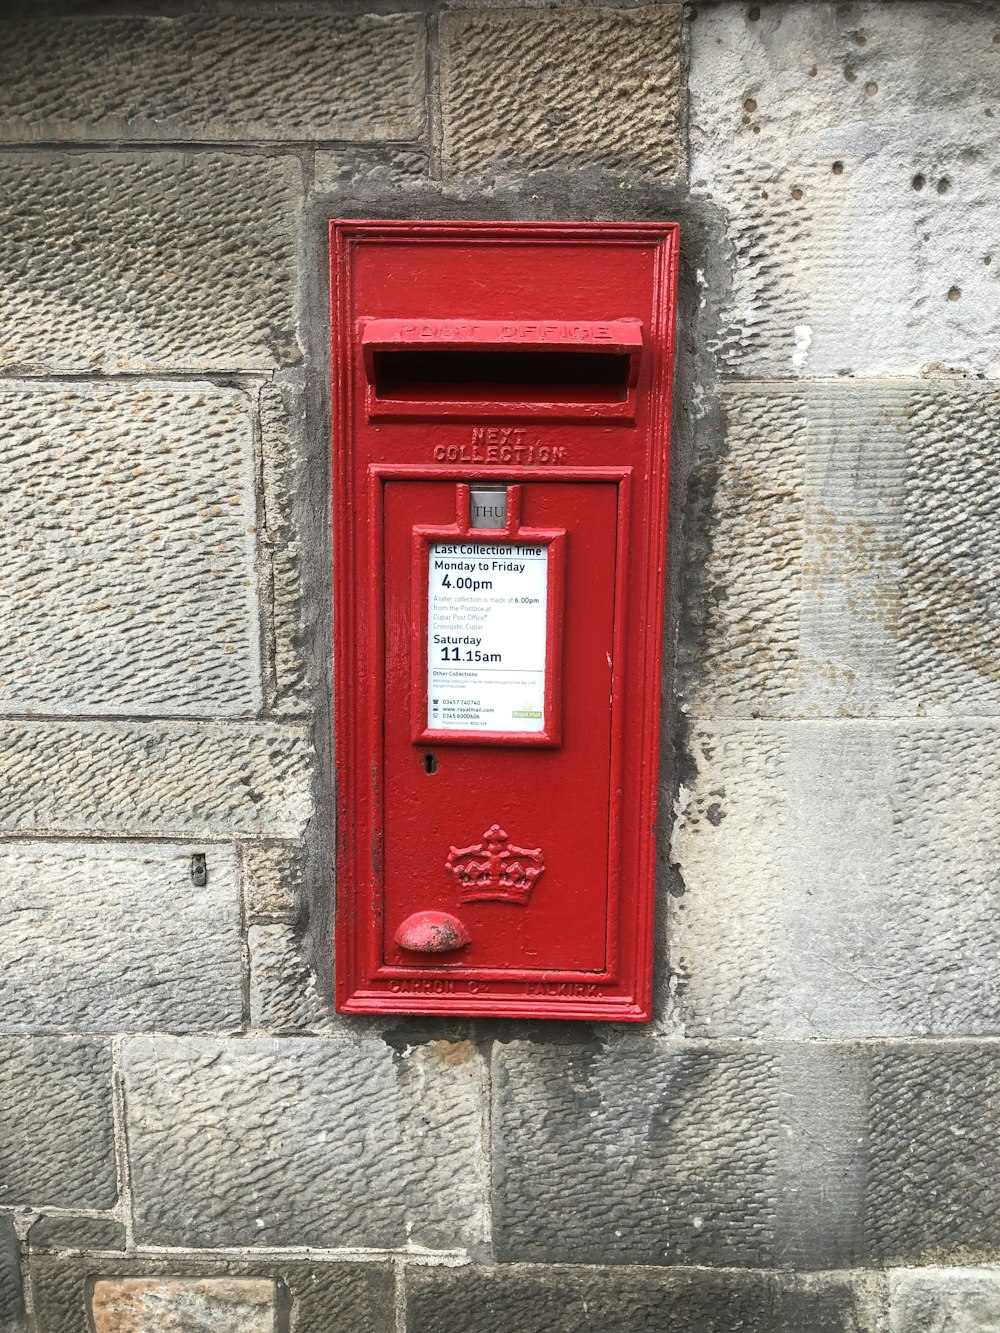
[92,1278,275,1333]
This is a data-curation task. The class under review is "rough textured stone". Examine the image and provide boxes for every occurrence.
[440,7,683,179]
[866,1044,1000,1263]
[408,1264,881,1333]
[690,2,1000,377]
[0,842,241,1034]
[493,1041,780,1266]
[124,1036,485,1249]
[91,1278,275,1333]
[0,720,310,838]
[313,146,432,196]
[27,1216,125,1252]
[0,1038,115,1210]
[0,152,300,372]
[0,381,260,716]
[0,1217,24,1332]
[29,1257,393,1333]
[670,720,1000,1037]
[683,381,1000,718]
[889,1268,1000,1333]
[0,13,424,144]
[243,842,302,922]
[260,381,308,714]
[248,925,334,1033]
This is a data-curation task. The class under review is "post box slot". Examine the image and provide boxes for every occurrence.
[371,349,631,404]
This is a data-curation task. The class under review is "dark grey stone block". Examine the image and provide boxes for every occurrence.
[493,1041,779,1266]
[27,1216,125,1252]
[0,13,424,145]
[28,1256,394,1333]
[0,1039,115,1210]
[124,1036,485,1249]
[866,1044,1000,1263]
[0,1217,24,1332]
[0,152,300,373]
[406,1265,881,1333]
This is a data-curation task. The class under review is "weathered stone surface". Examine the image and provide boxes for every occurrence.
[690,3,1000,377]
[260,381,308,714]
[671,720,1000,1037]
[91,1278,275,1333]
[124,1036,485,1248]
[0,13,424,144]
[0,1039,115,1209]
[683,381,1000,718]
[440,7,683,179]
[0,720,310,838]
[0,381,260,716]
[889,1268,1000,1333]
[248,925,334,1033]
[0,843,241,1034]
[493,1041,780,1266]
[243,842,302,922]
[0,1216,24,1332]
[27,1216,125,1252]
[313,146,432,195]
[407,1264,880,1333]
[866,1044,1000,1263]
[30,1257,394,1333]
[0,152,300,373]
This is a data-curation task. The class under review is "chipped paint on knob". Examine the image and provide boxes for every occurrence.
[394,911,471,953]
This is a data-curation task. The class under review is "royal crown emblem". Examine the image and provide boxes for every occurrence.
[445,824,545,906]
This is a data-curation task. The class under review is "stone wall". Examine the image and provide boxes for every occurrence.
[0,2,997,1329]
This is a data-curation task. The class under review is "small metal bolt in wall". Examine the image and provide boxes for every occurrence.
[190,853,208,887]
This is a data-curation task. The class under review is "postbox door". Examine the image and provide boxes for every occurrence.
[380,476,623,978]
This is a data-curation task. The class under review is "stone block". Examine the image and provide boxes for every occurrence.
[259,381,308,714]
[689,3,1000,377]
[0,1038,115,1210]
[243,842,303,922]
[123,1036,485,1249]
[0,1216,24,1332]
[492,1040,779,1266]
[889,1268,1000,1333]
[683,381,1000,718]
[0,152,300,373]
[0,843,241,1034]
[866,1044,1000,1263]
[27,1216,125,1252]
[313,147,432,196]
[440,7,683,179]
[0,13,424,144]
[29,1257,394,1333]
[0,719,311,839]
[91,1278,275,1333]
[248,925,335,1033]
[406,1264,881,1333]
[670,720,1000,1038]
[0,381,260,716]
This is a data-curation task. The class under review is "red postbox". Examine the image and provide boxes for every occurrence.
[331,220,679,1021]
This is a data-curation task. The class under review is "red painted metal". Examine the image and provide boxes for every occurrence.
[331,220,679,1021]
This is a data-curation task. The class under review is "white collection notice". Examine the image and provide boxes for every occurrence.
[428,541,548,732]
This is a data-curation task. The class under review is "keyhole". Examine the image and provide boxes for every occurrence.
[423,752,438,775]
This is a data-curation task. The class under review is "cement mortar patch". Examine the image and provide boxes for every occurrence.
[671,720,1000,1038]
[0,719,311,839]
[690,2,1000,377]
[889,1267,1000,1332]
[0,12,425,144]
[0,842,242,1034]
[0,152,301,373]
[0,381,260,717]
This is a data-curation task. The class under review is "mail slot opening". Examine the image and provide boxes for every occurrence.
[371,349,632,404]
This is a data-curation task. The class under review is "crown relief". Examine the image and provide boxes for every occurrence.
[445,824,545,906]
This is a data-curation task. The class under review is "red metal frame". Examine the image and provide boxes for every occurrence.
[331,220,679,1022]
